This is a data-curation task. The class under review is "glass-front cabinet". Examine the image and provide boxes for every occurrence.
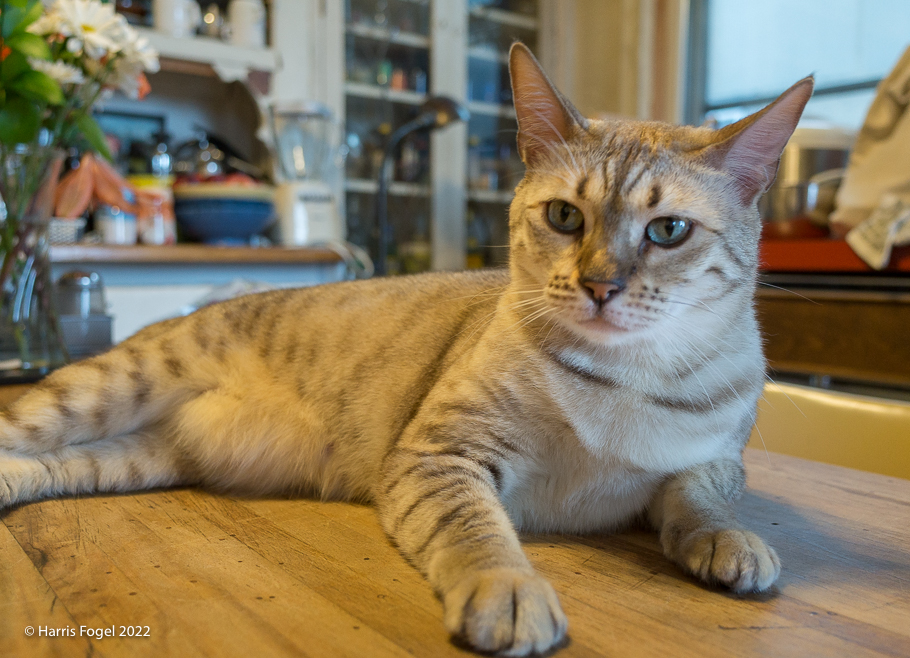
[466,1,539,268]
[343,0,433,274]
[339,0,547,273]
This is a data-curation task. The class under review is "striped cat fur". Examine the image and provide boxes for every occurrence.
[0,44,812,656]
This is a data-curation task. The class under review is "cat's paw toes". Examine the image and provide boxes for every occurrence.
[443,568,567,656]
[675,528,780,593]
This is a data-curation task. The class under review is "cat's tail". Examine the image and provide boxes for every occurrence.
[0,336,195,454]
[0,428,194,508]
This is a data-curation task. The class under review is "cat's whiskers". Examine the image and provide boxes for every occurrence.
[678,351,722,434]
[508,306,558,336]
[439,285,545,312]
[454,292,549,345]
[751,421,773,465]
[658,292,738,331]
[508,298,550,312]
[539,317,561,346]
[656,308,771,407]
[667,324,750,411]
[758,281,822,305]
[760,374,808,418]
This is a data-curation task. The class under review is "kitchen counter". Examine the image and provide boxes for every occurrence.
[759,238,910,273]
[49,245,349,343]
[1,391,907,658]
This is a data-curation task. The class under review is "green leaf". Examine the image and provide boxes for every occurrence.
[1,0,43,38]
[0,50,30,81]
[74,112,113,161]
[0,95,40,144]
[5,32,51,60]
[9,70,64,104]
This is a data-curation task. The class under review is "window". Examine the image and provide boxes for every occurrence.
[687,0,910,129]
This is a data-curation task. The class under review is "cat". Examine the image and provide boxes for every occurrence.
[0,43,812,656]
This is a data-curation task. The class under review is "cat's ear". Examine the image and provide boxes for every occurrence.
[703,77,814,205]
[509,42,587,166]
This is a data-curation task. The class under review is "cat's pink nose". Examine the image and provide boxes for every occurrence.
[581,279,624,304]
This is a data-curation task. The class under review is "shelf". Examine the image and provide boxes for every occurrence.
[50,244,341,265]
[468,189,514,204]
[759,239,910,273]
[468,46,508,65]
[469,7,539,30]
[345,179,431,197]
[346,23,430,49]
[136,27,277,82]
[344,82,427,105]
[468,100,516,119]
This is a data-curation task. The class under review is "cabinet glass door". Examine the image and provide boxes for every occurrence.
[343,0,434,275]
[465,0,538,269]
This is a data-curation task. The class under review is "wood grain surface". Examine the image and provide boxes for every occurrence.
[1,449,908,658]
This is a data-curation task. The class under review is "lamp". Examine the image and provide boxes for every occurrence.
[374,96,469,276]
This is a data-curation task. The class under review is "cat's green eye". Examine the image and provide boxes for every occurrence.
[646,217,691,246]
[547,200,584,233]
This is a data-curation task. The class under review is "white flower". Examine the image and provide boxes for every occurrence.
[28,58,85,84]
[27,13,63,36]
[115,24,160,74]
[51,0,128,60]
[109,58,144,98]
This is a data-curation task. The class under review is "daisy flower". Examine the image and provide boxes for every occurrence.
[27,12,64,36]
[52,0,129,60]
[116,24,160,74]
[28,58,85,84]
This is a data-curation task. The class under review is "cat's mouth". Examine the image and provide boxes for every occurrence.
[571,304,654,336]
[577,316,628,333]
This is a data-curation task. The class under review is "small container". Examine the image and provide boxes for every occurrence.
[377,60,393,87]
[97,203,138,244]
[410,69,427,94]
[55,271,113,359]
[48,217,87,244]
[130,175,177,245]
[55,271,106,318]
[227,0,266,48]
[391,68,407,91]
[97,186,138,245]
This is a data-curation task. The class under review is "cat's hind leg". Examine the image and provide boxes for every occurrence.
[0,322,197,454]
[0,429,193,508]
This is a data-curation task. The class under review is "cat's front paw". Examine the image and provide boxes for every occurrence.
[666,527,780,593]
[443,568,567,656]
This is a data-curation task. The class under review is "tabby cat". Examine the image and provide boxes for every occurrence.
[0,44,812,656]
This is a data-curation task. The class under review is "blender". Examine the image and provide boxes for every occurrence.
[270,102,344,246]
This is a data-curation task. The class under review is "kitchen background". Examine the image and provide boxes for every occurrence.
[36,0,910,404]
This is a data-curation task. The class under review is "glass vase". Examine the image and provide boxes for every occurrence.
[0,140,68,382]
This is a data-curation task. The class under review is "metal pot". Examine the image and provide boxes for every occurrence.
[760,125,855,223]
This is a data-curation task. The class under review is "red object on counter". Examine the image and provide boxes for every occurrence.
[759,238,910,273]
[761,217,829,240]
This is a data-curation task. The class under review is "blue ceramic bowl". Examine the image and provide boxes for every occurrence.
[175,199,275,244]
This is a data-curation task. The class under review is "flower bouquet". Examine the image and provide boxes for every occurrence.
[0,0,158,379]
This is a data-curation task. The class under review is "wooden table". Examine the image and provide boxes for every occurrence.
[2,450,908,657]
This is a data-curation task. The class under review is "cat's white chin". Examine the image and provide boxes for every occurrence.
[577,317,628,333]
[568,314,650,345]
